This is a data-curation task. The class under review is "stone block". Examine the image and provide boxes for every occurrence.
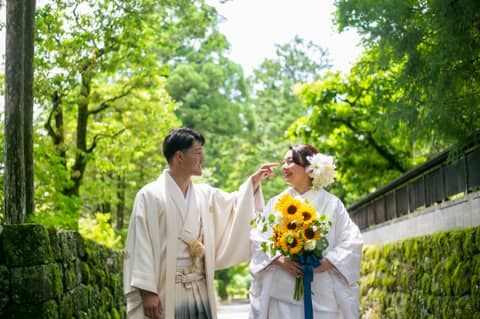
[0,265,9,312]
[48,227,62,262]
[80,261,92,285]
[11,263,63,304]
[1,299,58,319]
[73,232,86,259]
[1,224,54,267]
[59,292,74,319]
[58,231,78,262]
[73,285,90,316]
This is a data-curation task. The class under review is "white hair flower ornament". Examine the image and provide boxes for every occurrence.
[306,153,336,189]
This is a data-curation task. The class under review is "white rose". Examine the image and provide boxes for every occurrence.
[304,239,317,251]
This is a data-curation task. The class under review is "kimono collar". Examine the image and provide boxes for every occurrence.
[162,169,192,213]
[289,187,316,199]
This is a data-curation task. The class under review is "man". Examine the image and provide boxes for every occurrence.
[123,127,278,319]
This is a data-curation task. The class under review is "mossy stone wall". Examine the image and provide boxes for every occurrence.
[360,226,480,319]
[0,224,125,319]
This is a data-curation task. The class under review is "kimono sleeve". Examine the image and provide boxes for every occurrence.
[324,199,363,285]
[208,177,263,270]
[123,190,159,295]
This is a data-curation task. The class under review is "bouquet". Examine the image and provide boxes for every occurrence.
[252,193,331,300]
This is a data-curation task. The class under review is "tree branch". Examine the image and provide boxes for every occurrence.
[44,91,62,145]
[332,116,407,172]
[89,89,132,115]
[87,128,127,153]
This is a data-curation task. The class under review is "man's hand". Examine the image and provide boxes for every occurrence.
[142,290,163,319]
[252,163,280,191]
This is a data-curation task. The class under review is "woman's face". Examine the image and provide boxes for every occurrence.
[281,150,311,188]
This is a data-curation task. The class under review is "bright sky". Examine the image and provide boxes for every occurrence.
[209,0,364,75]
[0,0,363,75]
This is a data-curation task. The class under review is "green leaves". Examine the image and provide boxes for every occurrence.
[335,0,480,146]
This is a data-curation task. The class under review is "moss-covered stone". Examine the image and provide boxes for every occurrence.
[73,232,86,259]
[93,265,108,287]
[0,226,5,265]
[73,285,90,316]
[0,265,9,312]
[62,259,83,291]
[62,261,76,291]
[101,286,114,312]
[78,310,90,319]
[2,299,59,319]
[57,231,77,262]
[472,273,480,310]
[11,263,63,304]
[80,261,92,285]
[1,224,54,267]
[48,227,62,262]
[360,226,480,318]
[87,285,100,311]
[59,292,74,319]
[0,227,126,319]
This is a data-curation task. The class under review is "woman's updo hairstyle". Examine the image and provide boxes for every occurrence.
[289,144,319,168]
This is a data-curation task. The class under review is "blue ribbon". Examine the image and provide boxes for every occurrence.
[296,253,321,319]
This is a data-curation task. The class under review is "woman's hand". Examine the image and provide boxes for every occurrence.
[314,257,335,273]
[273,255,303,278]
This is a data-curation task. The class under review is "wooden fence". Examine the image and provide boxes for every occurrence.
[349,142,480,230]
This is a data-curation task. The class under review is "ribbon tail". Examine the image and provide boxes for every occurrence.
[303,264,314,319]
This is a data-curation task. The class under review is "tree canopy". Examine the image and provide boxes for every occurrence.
[335,0,480,145]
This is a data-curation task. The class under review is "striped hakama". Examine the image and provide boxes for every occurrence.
[174,258,212,319]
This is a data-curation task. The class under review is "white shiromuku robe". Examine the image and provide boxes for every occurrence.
[249,187,363,319]
[123,169,264,319]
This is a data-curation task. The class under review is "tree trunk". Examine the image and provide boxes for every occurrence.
[24,0,36,217]
[116,175,125,229]
[4,0,26,224]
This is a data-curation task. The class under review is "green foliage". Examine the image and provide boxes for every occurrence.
[360,226,480,318]
[31,0,207,228]
[224,37,331,199]
[289,62,419,204]
[78,213,121,249]
[335,0,480,146]
[215,262,250,301]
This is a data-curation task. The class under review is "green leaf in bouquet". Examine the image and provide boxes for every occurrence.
[316,237,328,251]
[268,214,275,223]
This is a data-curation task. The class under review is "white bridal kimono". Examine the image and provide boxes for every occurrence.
[249,187,363,319]
[124,169,263,319]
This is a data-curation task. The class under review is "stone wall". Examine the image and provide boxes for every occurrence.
[0,224,125,319]
[360,226,480,318]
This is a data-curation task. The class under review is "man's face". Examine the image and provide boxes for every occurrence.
[181,140,204,176]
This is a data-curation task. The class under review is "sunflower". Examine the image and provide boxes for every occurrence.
[282,218,301,232]
[279,198,303,219]
[302,223,321,241]
[271,226,283,249]
[298,204,317,224]
[279,231,304,255]
[274,193,293,212]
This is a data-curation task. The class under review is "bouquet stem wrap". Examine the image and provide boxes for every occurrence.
[296,253,321,319]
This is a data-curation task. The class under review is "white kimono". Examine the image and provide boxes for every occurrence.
[123,169,264,319]
[249,187,363,319]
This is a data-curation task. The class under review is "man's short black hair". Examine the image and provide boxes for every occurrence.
[162,128,205,163]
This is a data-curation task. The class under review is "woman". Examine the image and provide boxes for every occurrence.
[249,144,363,319]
